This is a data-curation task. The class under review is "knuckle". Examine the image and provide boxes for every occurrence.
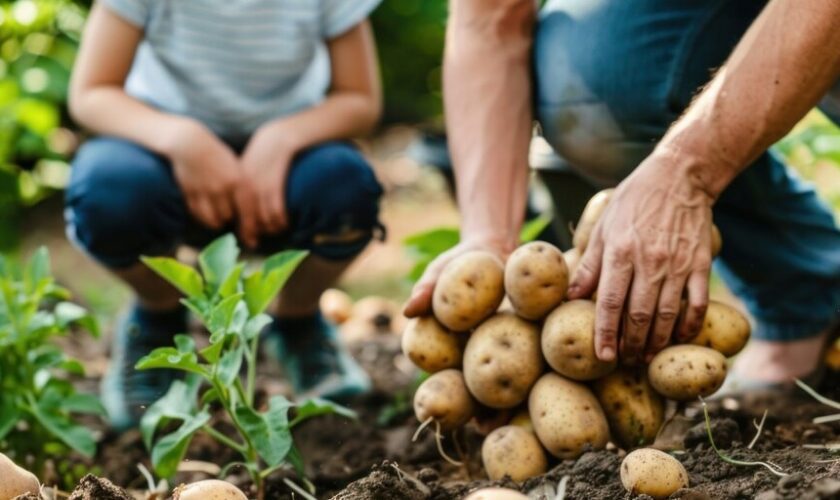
[657,309,679,322]
[596,326,617,343]
[599,294,625,311]
[628,311,652,326]
[645,247,669,266]
[611,244,633,262]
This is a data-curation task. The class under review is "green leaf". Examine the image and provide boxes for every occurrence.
[291,398,357,427]
[218,263,245,298]
[242,313,272,341]
[199,341,224,364]
[61,393,106,416]
[26,246,50,286]
[520,215,553,243]
[150,409,210,478]
[59,359,86,376]
[207,293,243,335]
[217,343,244,386]
[286,444,306,478]
[55,301,99,336]
[140,375,202,449]
[136,346,207,377]
[402,227,460,282]
[174,334,195,354]
[243,251,308,315]
[28,399,96,457]
[0,395,20,440]
[141,257,205,298]
[234,395,294,467]
[199,234,240,292]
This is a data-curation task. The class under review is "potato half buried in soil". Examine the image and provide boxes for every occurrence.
[174,480,247,500]
[504,241,569,320]
[413,369,476,431]
[529,373,609,459]
[432,251,505,331]
[481,425,548,481]
[620,448,689,499]
[463,313,543,408]
[542,300,616,381]
[688,300,751,357]
[464,488,528,500]
[0,452,40,500]
[401,316,465,373]
[593,368,664,449]
[648,345,727,401]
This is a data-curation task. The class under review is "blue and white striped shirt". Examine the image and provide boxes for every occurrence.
[105,0,381,140]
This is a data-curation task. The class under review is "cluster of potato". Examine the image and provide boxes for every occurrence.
[320,289,407,342]
[402,189,750,499]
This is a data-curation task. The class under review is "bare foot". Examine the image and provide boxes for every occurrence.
[730,331,829,383]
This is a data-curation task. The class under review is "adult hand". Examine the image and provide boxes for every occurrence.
[236,122,295,248]
[567,148,715,365]
[403,236,517,318]
[168,120,240,229]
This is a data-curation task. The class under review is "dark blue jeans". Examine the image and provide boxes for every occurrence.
[65,138,383,267]
[534,0,840,341]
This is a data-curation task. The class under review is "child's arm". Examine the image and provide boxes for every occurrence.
[69,3,240,229]
[236,20,382,247]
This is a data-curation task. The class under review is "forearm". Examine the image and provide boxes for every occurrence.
[659,0,840,198]
[444,0,535,248]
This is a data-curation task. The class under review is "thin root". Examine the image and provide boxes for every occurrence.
[748,409,769,449]
[434,421,464,467]
[413,417,434,442]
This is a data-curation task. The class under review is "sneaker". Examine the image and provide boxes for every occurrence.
[101,305,187,430]
[267,313,371,401]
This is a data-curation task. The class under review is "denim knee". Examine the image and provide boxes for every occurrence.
[65,138,186,268]
[284,142,383,260]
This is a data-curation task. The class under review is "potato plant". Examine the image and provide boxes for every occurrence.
[136,234,355,499]
[0,248,102,482]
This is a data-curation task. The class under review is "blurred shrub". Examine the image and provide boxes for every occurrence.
[0,0,86,249]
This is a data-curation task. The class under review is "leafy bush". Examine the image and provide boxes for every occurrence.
[137,234,354,498]
[0,246,101,476]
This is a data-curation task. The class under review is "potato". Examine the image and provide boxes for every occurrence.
[401,316,465,373]
[320,288,353,324]
[564,247,581,278]
[529,373,609,459]
[464,488,528,500]
[711,223,722,257]
[688,300,750,357]
[414,369,476,431]
[573,188,614,251]
[0,452,39,500]
[352,296,400,333]
[648,345,727,401]
[509,409,534,434]
[463,313,543,408]
[593,368,664,449]
[432,251,505,331]
[173,480,247,500]
[504,241,568,320]
[482,425,548,482]
[541,300,616,381]
[620,448,689,499]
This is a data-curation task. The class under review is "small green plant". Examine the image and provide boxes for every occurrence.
[0,247,102,479]
[136,234,355,500]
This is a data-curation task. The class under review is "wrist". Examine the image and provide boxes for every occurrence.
[648,140,736,201]
[157,116,206,159]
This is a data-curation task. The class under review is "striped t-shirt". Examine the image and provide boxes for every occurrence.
[104,0,381,141]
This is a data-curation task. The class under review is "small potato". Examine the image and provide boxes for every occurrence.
[688,300,751,357]
[401,316,465,373]
[620,448,689,499]
[648,345,727,401]
[529,373,609,459]
[509,409,534,434]
[504,241,568,320]
[593,368,664,449]
[463,313,543,408]
[174,480,247,500]
[573,188,614,251]
[564,247,581,278]
[711,223,722,257]
[352,296,401,333]
[320,288,353,324]
[0,452,39,500]
[433,251,505,331]
[414,369,476,431]
[464,488,528,500]
[541,300,616,381]
[482,425,548,482]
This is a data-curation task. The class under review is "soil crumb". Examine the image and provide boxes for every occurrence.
[68,475,133,500]
[329,461,429,500]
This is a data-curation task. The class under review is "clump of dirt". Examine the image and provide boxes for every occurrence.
[330,461,429,500]
[68,475,133,500]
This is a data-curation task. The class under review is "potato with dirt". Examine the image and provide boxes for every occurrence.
[573,188,614,251]
[688,300,751,357]
[464,488,528,500]
[173,480,247,500]
[648,345,727,400]
[541,300,616,381]
[0,452,39,500]
[401,316,465,373]
[529,373,609,459]
[432,250,505,331]
[504,241,568,320]
[414,369,476,431]
[463,313,543,408]
[481,425,548,481]
[620,448,689,499]
[593,368,665,448]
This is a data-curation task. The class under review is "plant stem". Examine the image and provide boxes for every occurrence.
[202,425,247,454]
[246,336,259,406]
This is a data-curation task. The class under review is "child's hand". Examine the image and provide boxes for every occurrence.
[236,123,295,248]
[168,121,241,229]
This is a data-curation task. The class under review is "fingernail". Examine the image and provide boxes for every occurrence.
[600,345,615,361]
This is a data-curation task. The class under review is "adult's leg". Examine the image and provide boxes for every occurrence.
[533,0,840,379]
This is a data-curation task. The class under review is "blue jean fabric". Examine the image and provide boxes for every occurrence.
[534,0,840,341]
[65,138,383,267]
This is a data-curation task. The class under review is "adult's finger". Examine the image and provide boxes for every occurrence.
[192,196,222,229]
[403,248,460,318]
[621,270,664,364]
[593,246,633,362]
[213,192,235,225]
[567,227,605,300]
[234,189,260,248]
[677,269,709,340]
[645,275,685,362]
[258,188,287,234]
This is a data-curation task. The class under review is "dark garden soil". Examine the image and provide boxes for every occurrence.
[50,330,840,500]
